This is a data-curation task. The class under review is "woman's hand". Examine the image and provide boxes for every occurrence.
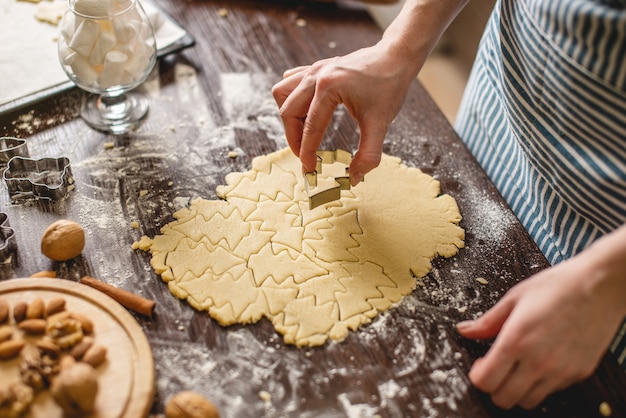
[272,0,467,184]
[457,226,626,409]
[272,42,419,185]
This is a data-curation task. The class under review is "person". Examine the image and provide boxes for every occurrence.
[272,0,626,410]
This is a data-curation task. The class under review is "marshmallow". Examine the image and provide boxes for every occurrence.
[113,40,136,57]
[98,50,127,88]
[111,6,142,42]
[59,46,78,66]
[69,55,100,85]
[69,19,101,56]
[72,0,113,17]
[123,40,154,80]
[137,21,154,42]
[113,19,139,43]
[120,70,134,86]
[113,0,133,13]
[60,12,78,44]
[89,30,117,66]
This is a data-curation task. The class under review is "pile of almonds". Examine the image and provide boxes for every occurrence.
[0,297,107,417]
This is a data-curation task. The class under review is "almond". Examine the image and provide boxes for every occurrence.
[45,297,66,317]
[81,344,107,368]
[0,339,26,359]
[36,339,61,356]
[18,318,47,335]
[69,312,93,334]
[13,301,27,322]
[70,336,94,360]
[60,354,76,370]
[26,297,45,319]
[0,325,12,343]
[41,219,85,261]
[0,299,8,323]
[47,310,71,324]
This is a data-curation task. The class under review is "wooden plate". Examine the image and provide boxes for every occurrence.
[0,278,154,418]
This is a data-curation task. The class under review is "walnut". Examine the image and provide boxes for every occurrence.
[45,316,83,349]
[0,382,34,418]
[19,345,60,391]
[165,391,220,418]
[50,362,99,416]
[40,220,85,261]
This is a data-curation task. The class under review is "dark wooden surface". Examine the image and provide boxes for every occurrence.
[1,1,625,417]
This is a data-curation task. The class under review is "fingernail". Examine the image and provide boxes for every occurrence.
[456,320,474,331]
[351,172,364,186]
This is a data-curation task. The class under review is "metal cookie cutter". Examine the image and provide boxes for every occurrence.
[3,156,75,201]
[0,137,29,164]
[0,212,17,266]
[304,149,353,209]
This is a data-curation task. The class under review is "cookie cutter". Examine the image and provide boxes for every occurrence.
[0,212,17,266]
[304,149,353,209]
[0,137,29,164]
[3,156,75,201]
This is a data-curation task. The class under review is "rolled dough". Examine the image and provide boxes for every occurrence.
[133,148,464,347]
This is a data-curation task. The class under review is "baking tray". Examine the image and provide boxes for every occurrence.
[0,0,194,116]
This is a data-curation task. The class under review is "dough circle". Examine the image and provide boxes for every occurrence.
[133,148,464,347]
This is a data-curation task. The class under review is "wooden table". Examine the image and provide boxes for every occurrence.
[1,1,625,416]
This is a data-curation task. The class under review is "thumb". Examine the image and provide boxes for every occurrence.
[456,296,516,340]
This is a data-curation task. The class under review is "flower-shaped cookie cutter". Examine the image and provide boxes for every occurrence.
[0,212,17,266]
[3,156,75,201]
[304,149,353,209]
[0,137,29,164]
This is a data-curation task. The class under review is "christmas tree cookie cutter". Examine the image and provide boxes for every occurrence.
[304,149,354,209]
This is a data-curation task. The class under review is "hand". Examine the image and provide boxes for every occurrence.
[272,42,421,185]
[457,241,626,410]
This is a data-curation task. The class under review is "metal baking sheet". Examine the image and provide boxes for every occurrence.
[0,0,194,115]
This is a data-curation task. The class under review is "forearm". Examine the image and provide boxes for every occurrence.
[378,0,469,81]
[583,223,626,318]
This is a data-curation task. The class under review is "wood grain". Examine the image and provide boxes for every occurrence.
[0,1,624,417]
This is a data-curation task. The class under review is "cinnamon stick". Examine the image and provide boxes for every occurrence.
[80,276,156,318]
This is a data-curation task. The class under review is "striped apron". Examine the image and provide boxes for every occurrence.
[455,0,626,368]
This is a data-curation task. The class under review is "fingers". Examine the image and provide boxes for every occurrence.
[273,65,336,172]
[468,350,517,399]
[489,361,572,410]
[517,378,561,410]
[273,71,317,164]
[283,65,309,79]
[272,68,306,108]
[456,294,516,340]
[485,359,539,409]
[472,353,592,410]
[349,117,386,185]
[300,94,339,172]
[469,354,545,410]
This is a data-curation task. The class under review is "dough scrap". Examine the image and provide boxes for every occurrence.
[133,148,464,347]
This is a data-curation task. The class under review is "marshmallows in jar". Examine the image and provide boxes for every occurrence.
[58,0,156,90]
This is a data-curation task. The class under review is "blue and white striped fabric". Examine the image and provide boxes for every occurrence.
[455,0,626,367]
